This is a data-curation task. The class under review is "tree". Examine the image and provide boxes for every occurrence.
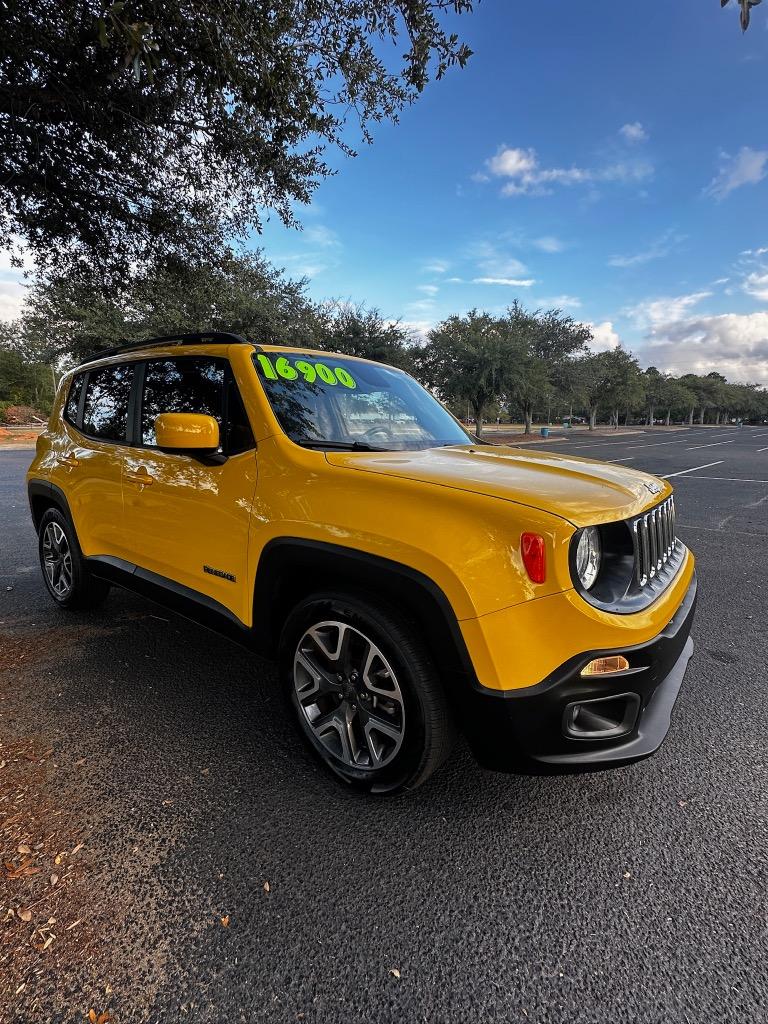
[499,302,591,434]
[643,367,667,426]
[12,249,324,364]
[416,310,507,437]
[1,2,474,282]
[316,303,414,371]
[659,378,695,426]
[601,348,645,429]
[721,0,762,32]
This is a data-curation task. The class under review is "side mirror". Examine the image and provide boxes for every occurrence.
[155,413,220,454]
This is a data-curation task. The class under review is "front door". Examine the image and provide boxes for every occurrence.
[121,355,258,624]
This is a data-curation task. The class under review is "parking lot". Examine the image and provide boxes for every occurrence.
[1,427,766,1024]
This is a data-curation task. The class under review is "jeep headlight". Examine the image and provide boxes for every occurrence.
[575,527,602,590]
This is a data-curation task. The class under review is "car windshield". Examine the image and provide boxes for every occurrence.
[253,350,472,451]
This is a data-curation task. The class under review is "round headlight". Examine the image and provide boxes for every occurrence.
[575,527,602,590]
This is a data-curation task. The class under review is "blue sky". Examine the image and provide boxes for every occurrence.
[256,0,768,384]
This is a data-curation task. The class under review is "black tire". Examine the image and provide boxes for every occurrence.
[279,591,456,794]
[37,507,111,610]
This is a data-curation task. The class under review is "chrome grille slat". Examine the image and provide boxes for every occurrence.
[632,496,677,593]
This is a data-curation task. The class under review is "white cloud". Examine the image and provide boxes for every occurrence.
[533,236,565,253]
[624,291,712,330]
[586,321,622,353]
[398,320,433,343]
[705,147,768,201]
[0,279,27,320]
[536,294,582,309]
[637,311,768,382]
[620,122,648,144]
[743,269,768,301]
[482,145,653,198]
[417,284,439,295]
[487,147,538,178]
[303,224,340,248]
[405,298,438,316]
[446,276,464,283]
[472,277,536,287]
[0,240,32,320]
[608,229,685,268]
[422,259,450,274]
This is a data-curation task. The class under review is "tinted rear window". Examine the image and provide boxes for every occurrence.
[82,364,133,442]
[64,374,85,426]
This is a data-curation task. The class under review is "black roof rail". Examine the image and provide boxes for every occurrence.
[82,331,257,365]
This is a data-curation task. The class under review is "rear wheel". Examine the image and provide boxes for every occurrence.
[279,592,456,794]
[38,508,110,610]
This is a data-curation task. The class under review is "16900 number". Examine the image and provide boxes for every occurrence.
[256,353,357,389]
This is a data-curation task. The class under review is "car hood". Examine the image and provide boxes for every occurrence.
[325,444,671,527]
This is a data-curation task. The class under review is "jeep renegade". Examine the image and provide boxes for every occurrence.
[27,332,696,793]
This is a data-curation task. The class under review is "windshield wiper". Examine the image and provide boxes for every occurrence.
[295,439,390,452]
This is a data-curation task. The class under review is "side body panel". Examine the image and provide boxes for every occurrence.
[121,447,258,622]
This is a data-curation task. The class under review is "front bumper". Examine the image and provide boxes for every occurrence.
[462,572,697,774]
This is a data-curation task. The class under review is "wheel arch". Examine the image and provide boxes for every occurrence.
[28,480,74,532]
[252,538,479,709]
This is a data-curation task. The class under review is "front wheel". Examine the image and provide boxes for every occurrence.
[279,592,456,794]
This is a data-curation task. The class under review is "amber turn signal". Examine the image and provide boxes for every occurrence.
[580,655,630,677]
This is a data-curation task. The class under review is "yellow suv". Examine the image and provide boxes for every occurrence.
[27,332,696,793]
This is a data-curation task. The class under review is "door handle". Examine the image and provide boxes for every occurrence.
[125,469,155,487]
[57,452,79,468]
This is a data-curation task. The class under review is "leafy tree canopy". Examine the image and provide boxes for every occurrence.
[1,1,474,282]
[8,247,412,366]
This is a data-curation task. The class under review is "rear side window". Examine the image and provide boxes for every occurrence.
[64,374,85,426]
[141,356,254,454]
[81,364,133,442]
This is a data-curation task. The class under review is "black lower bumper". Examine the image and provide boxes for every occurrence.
[462,573,697,774]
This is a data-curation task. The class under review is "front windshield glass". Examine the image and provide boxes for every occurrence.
[253,351,472,451]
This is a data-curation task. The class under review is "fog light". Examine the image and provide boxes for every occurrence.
[581,655,630,677]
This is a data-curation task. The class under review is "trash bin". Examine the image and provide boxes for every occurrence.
[540,427,549,438]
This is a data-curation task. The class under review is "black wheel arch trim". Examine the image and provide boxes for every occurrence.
[252,537,480,705]
[28,479,75,531]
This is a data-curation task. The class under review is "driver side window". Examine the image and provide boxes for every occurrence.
[140,356,255,454]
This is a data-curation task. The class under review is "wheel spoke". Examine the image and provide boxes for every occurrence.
[294,650,342,705]
[292,619,406,772]
[360,708,403,767]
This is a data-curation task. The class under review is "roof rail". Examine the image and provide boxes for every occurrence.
[83,331,255,365]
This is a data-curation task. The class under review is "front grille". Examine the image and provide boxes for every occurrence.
[632,496,677,588]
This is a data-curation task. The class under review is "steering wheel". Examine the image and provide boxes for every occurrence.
[362,425,395,442]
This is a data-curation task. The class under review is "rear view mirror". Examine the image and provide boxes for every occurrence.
[155,413,220,454]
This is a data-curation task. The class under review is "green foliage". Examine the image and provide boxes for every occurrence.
[1,1,474,283]
[10,249,412,378]
[316,303,414,371]
[415,310,507,436]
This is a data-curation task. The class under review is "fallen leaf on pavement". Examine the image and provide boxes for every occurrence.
[220,915,230,927]
[263,881,270,893]
[54,854,63,865]
[388,968,401,979]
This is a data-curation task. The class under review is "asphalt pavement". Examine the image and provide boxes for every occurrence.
[1,427,767,1024]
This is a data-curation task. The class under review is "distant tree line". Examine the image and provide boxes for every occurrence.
[1,249,766,431]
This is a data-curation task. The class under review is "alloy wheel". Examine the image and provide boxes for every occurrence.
[293,620,405,771]
[42,522,73,598]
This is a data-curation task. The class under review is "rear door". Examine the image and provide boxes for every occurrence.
[121,354,258,623]
[51,362,134,560]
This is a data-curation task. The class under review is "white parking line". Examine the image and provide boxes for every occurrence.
[626,439,690,449]
[661,461,724,479]
[686,440,735,450]
[672,475,768,484]
[606,457,635,462]
[757,446,768,453]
